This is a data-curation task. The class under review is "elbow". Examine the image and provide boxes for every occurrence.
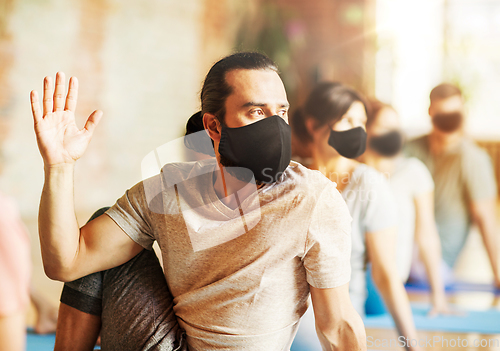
[43,263,77,282]
[317,312,367,350]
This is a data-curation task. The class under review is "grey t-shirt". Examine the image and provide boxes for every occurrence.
[389,157,434,282]
[106,158,352,351]
[404,135,497,267]
[341,164,398,315]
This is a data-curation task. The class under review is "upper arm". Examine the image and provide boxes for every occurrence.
[413,190,436,238]
[470,198,496,227]
[303,183,352,289]
[465,148,497,201]
[310,283,356,329]
[70,213,143,281]
[366,227,398,285]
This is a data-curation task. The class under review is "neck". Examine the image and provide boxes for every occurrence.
[213,160,261,210]
[429,129,463,154]
[362,150,395,175]
[309,144,357,190]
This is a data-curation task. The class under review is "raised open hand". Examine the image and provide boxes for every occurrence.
[31,72,103,166]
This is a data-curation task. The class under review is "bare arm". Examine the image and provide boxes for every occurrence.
[470,198,500,287]
[0,313,25,351]
[366,227,420,351]
[413,191,448,314]
[32,72,142,282]
[310,283,367,351]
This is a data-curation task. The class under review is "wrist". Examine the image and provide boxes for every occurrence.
[431,292,447,306]
[44,163,75,177]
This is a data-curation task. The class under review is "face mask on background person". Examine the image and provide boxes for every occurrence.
[218,115,292,183]
[432,111,463,133]
[369,130,404,157]
[328,126,367,159]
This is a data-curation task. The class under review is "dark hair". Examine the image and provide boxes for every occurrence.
[430,83,462,103]
[366,98,395,130]
[292,82,368,143]
[185,52,278,134]
[184,53,278,154]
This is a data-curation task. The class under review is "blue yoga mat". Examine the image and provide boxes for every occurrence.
[364,303,500,334]
[405,281,500,295]
[291,303,500,351]
[27,330,55,351]
[27,330,101,351]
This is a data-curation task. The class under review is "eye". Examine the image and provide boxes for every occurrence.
[278,109,288,117]
[250,108,265,116]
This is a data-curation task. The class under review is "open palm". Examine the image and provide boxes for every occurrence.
[31,72,102,166]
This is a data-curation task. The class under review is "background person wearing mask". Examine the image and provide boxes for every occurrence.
[292,82,419,350]
[405,84,500,287]
[361,99,448,315]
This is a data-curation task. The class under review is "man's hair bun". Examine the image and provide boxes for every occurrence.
[184,111,215,156]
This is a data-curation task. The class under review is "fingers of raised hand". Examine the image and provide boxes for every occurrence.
[53,72,66,111]
[31,90,42,123]
[43,76,53,116]
[84,110,103,136]
[65,77,78,112]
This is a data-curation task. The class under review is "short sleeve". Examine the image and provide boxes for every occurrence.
[464,147,497,201]
[408,158,434,196]
[363,170,398,233]
[303,183,352,289]
[106,181,156,250]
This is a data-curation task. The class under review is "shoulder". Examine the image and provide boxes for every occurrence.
[404,134,429,157]
[399,157,431,176]
[160,158,216,186]
[461,139,492,163]
[350,164,391,191]
[284,161,333,189]
[283,161,344,205]
[406,135,428,148]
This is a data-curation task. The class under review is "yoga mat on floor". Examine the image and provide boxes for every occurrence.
[364,303,500,334]
[27,330,101,351]
[405,281,500,295]
[26,330,55,351]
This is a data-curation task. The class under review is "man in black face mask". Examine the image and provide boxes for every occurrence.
[405,83,500,288]
[31,52,366,350]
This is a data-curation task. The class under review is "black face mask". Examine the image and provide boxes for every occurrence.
[218,116,292,183]
[432,112,463,133]
[328,126,367,159]
[369,130,404,157]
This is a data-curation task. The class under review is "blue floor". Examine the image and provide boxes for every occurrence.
[405,280,500,295]
[28,303,500,351]
[26,330,100,351]
[364,303,500,334]
[27,330,55,351]
[291,303,500,351]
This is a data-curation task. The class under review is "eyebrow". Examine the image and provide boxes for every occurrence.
[242,102,290,108]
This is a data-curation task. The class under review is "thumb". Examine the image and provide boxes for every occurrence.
[84,110,103,136]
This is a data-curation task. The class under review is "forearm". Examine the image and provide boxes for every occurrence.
[317,313,367,350]
[416,231,446,305]
[39,164,80,280]
[477,217,500,281]
[377,277,418,350]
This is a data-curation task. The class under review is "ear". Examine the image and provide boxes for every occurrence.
[428,106,433,117]
[305,117,319,139]
[203,112,221,142]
